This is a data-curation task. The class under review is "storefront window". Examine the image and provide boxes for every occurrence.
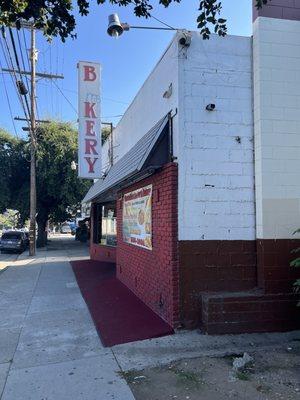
[94,202,116,246]
[93,202,117,247]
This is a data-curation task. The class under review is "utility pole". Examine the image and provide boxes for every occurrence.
[102,122,114,167]
[29,26,37,256]
[109,122,114,167]
[2,25,64,256]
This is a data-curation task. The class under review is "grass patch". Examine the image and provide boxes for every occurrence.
[235,371,250,381]
[170,367,205,388]
[118,370,144,384]
[256,384,272,394]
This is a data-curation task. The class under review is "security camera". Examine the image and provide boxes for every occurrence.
[206,104,216,111]
[178,31,191,47]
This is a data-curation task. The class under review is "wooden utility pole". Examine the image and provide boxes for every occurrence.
[29,26,37,256]
[2,22,64,256]
[109,122,114,167]
[102,122,114,167]
[3,24,64,256]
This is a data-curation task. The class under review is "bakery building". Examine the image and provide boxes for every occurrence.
[82,1,300,334]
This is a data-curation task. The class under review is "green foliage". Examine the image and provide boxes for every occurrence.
[291,230,300,305]
[102,126,111,145]
[35,121,92,224]
[291,258,300,268]
[1,123,92,245]
[0,129,28,215]
[0,0,269,42]
[0,209,19,229]
[235,371,250,381]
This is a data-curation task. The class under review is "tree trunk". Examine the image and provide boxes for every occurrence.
[36,210,48,248]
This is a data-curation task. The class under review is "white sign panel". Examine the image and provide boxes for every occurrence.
[123,185,152,250]
[78,61,101,179]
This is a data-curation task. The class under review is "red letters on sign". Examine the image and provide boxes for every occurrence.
[79,62,100,177]
[85,139,99,155]
[85,120,95,136]
[83,66,97,81]
[85,157,98,173]
[84,102,96,118]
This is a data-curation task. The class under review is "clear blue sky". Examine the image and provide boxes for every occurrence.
[0,0,252,138]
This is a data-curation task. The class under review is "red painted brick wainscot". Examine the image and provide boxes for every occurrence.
[90,242,116,264]
[257,239,300,294]
[179,240,257,329]
[116,163,179,327]
[202,292,300,334]
[179,239,300,333]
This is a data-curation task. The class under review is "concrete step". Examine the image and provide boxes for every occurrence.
[200,290,300,334]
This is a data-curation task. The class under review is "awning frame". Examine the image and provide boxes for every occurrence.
[82,113,174,204]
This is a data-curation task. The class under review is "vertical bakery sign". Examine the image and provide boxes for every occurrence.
[123,185,152,250]
[78,61,101,179]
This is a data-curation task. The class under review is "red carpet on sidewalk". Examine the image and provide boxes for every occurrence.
[71,260,174,347]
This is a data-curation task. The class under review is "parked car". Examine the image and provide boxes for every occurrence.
[0,231,28,253]
[60,224,71,234]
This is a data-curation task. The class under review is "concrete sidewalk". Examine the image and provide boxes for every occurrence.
[1,236,299,399]
[0,237,135,400]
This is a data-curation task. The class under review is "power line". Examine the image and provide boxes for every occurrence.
[0,59,19,137]
[16,28,30,94]
[150,15,176,30]
[22,27,30,70]
[52,79,77,114]
[8,28,31,119]
[36,81,129,105]
[49,41,54,115]
[0,32,31,129]
[102,114,124,118]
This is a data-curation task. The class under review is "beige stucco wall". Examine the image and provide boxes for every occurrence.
[253,17,300,239]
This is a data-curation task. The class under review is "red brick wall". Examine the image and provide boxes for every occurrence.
[257,239,300,293]
[90,242,116,263]
[179,240,257,328]
[116,163,179,327]
[202,292,300,334]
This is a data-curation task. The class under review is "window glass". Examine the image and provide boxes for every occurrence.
[99,203,117,247]
[2,232,22,240]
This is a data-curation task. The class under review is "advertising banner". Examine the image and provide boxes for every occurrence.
[123,185,152,250]
[78,61,101,179]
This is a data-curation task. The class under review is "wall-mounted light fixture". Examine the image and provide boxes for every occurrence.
[178,31,192,47]
[107,13,177,38]
[206,103,216,111]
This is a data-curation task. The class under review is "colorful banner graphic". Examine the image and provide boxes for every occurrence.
[78,61,101,179]
[123,185,152,250]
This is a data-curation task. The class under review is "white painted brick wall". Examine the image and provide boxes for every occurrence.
[178,32,255,241]
[100,32,255,242]
[108,38,179,163]
[254,17,300,239]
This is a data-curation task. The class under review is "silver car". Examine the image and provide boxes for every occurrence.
[0,231,27,253]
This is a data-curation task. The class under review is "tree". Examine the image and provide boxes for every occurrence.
[0,209,20,230]
[2,123,92,247]
[102,126,112,145]
[34,121,92,247]
[0,0,269,42]
[291,229,300,306]
[0,129,29,217]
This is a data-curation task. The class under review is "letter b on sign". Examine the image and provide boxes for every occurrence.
[84,66,97,81]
